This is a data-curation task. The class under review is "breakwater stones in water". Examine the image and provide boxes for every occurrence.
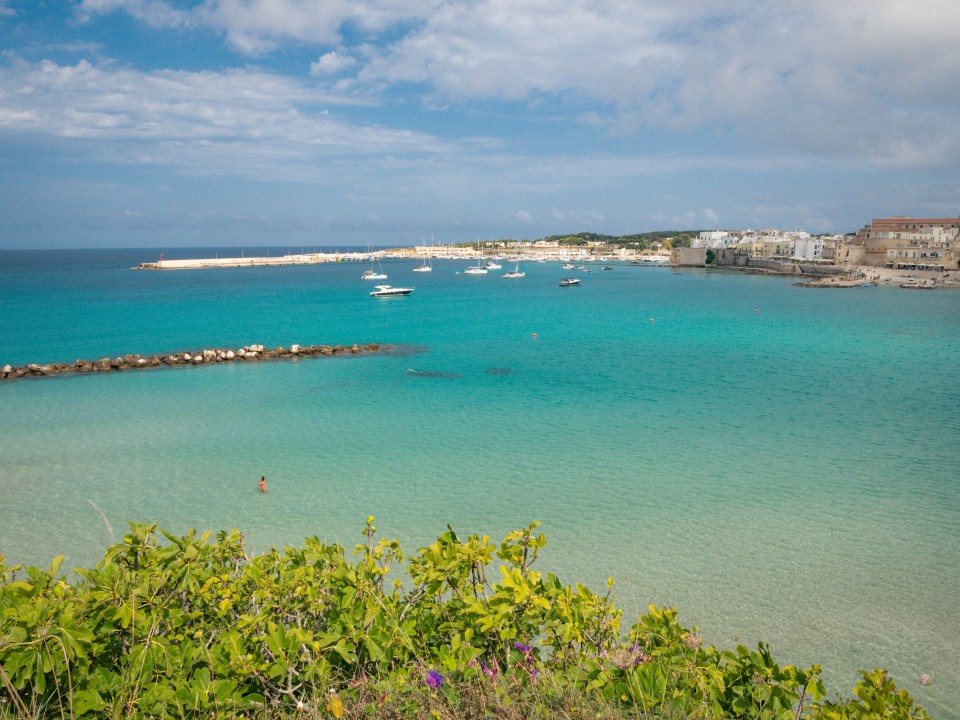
[1,343,384,381]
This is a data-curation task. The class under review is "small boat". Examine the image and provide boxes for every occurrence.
[464,243,488,274]
[413,257,432,272]
[562,263,575,270]
[502,260,525,278]
[559,277,580,287]
[603,266,613,270]
[484,260,502,270]
[362,269,388,280]
[369,284,413,297]
[899,281,936,289]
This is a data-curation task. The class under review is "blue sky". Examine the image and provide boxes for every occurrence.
[1,0,958,248]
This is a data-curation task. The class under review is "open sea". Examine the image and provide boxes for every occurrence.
[1,248,958,716]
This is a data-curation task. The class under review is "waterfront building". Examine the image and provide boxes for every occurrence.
[694,230,730,248]
[855,215,960,266]
[793,237,825,261]
[881,226,959,271]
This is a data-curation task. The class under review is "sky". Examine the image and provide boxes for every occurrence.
[1,0,958,248]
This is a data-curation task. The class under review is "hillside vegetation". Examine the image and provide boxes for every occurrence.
[0,520,932,719]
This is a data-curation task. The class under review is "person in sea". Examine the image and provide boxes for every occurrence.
[259,476,267,493]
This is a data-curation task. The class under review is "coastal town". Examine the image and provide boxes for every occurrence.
[132,215,960,288]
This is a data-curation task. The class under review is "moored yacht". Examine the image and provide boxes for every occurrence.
[502,260,525,278]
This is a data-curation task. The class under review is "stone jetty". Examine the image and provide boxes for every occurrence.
[133,252,370,270]
[1,342,384,381]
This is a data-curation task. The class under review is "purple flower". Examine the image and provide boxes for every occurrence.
[513,643,534,662]
[482,657,499,680]
[425,670,443,689]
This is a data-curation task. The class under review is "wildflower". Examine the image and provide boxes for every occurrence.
[325,691,344,719]
[425,670,444,689]
[482,657,499,680]
[514,642,533,654]
[919,674,932,686]
[609,648,635,670]
[683,633,703,649]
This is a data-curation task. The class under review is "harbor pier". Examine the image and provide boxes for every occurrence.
[133,251,372,270]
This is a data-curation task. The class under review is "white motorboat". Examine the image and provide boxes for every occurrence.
[369,284,413,297]
[559,277,580,286]
[484,260,502,270]
[562,263,575,270]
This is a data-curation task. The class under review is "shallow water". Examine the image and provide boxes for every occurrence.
[1,249,957,716]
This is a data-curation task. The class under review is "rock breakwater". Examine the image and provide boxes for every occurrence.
[1,342,384,381]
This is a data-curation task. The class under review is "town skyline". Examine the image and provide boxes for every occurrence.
[2,1,959,249]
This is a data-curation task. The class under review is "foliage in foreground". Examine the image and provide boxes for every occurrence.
[0,520,932,719]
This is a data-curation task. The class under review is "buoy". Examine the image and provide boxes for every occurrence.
[649,318,655,323]
[754,309,760,313]
[532,333,537,337]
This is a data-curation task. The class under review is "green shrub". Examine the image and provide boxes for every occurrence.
[0,520,932,719]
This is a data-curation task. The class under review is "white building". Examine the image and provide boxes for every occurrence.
[694,231,729,248]
[793,237,824,261]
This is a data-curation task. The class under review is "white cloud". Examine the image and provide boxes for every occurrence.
[353,0,960,169]
[516,210,532,223]
[73,0,960,169]
[78,0,196,29]
[79,0,441,54]
[0,58,450,181]
[310,50,357,77]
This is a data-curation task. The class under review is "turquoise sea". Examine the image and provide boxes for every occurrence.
[1,249,958,716]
